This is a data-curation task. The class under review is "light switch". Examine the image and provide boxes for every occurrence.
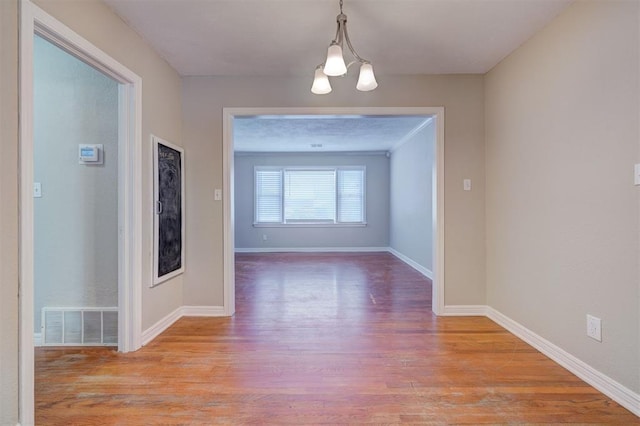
[463,179,471,191]
[33,182,42,198]
[635,164,640,186]
[214,189,222,201]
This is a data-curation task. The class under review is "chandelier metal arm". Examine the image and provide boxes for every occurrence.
[345,60,360,70]
[342,19,368,64]
[332,19,342,46]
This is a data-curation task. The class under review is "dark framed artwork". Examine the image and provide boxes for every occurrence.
[152,135,185,286]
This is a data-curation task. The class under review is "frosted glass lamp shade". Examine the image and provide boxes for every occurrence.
[311,67,332,94]
[323,44,347,76]
[356,63,378,91]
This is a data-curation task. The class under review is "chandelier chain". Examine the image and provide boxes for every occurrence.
[339,0,343,14]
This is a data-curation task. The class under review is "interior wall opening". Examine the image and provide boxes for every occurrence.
[33,34,120,348]
[223,109,443,316]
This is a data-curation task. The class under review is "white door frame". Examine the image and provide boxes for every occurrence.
[222,107,445,317]
[19,1,143,423]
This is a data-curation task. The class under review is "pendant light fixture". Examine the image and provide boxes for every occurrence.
[311,0,378,95]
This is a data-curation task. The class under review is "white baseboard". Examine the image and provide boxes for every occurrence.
[235,247,389,253]
[387,247,433,279]
[33,332,42,347]
[486,307,640,417]
[142,305,228,346]
[441,305,487,316]
[141,306,183,346]
[181,305,226,316]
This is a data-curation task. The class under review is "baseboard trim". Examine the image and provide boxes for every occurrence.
[141,306,183,346]
[141,305,228,346]
[486,307,640,417]
[235,246,389,253]
[181,305,226,316]
[33,332,42,347]
[387,247,433,279]
[441,305,487,316]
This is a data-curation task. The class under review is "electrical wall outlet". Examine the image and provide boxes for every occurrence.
[262,234,268,241]
[586,314,602,342]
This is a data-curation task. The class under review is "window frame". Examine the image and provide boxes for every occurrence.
[253,165,367,227]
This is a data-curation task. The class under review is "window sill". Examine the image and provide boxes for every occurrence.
[253,223,367,228]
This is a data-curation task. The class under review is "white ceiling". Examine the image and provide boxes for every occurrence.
[233,115,432,152]
[103,0,572,152]
[104,0,573,77]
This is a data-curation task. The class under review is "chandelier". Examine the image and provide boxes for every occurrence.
[311,0,378,95]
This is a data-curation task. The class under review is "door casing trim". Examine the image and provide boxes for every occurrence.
[19,1,143,423]
[221,107,445,317]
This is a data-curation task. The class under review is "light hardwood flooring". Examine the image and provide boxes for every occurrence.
[35,252,639,424]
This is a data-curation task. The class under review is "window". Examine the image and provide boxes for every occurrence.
[254,167,365,226]
[255,169,282,223]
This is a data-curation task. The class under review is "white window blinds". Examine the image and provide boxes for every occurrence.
[337,169,365,223]
[284,170,336,222]
[255,166,365,225]
[255,169,282,223]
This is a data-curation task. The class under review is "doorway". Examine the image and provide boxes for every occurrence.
[33,34,120,348]
[19,1,143,423]
[222,107,445,317]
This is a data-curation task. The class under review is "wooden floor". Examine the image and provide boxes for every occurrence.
[36,252,638,424]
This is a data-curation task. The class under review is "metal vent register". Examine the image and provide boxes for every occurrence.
[41,307,117,346]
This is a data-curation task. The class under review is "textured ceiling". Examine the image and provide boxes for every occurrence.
[103,0,572,77]
[233,115,432,152]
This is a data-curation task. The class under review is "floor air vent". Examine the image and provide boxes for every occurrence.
[41,307,118,346]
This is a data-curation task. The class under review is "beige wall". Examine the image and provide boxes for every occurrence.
[32,0,184,331]
[182,75,486,307]
[485,0,639,392]
[0,0,20,422]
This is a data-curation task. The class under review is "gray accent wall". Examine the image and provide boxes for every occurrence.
[234,152,390,249]
[390,121,435,272]
[33,35,119,333]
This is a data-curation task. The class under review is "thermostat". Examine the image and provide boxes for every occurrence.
[78,144,103,164]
